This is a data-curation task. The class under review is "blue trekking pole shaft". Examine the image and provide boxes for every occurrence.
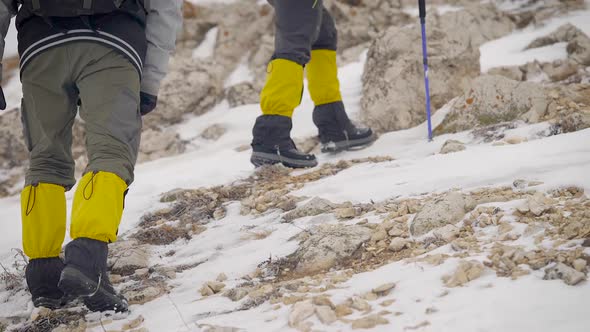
[419,0,433,141]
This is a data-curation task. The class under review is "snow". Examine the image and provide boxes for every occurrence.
[224,55,254,88]
[192,27,218,59]
[480,7,590,72]
[1,4,590,332]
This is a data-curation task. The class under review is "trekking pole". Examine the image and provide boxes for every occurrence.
[418,0,433,141]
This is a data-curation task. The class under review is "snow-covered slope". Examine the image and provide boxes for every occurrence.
[1,3,589,332]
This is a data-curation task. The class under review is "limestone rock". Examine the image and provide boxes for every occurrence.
[440,140,466,154]
[335,304,353,317]
[372,283,396,296]
[351,315,389,329]
[389,237,409,252]
[109,242,150,276]
[351,297,371,312]
[201,124,227,141]
[288,300,315,328]
[139,129,186,163]
[573,259,587,272]
[518,192,554,216]
[544,263,586,285]
[443,260,485,287]
[284,197,336,222]
[125,285,163,305]
[410,192,466,236]
[293,224,372,274]
[361,4,514,133]
[206,281,226,293]
[225,82,259,108]
[433,224,460,243]
[315,305,337,325]
[224,287,248,302]
[435,75,548,134]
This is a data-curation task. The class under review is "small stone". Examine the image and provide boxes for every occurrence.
[433,224,460,242]
[224,287,248,302]
[315,305,337,325]
[200,285,214,297]
[380,299,396,306]
[278,198,297,211]
[425,307,438,314]
[544,263,586,286]
[288,300,315,328]
[206,281,226,293]
[583,238,590,247]
[372,283,396,296]
[213,207,226,220]
[440,139,466,154]
[351,315,389,329]
[389,238,409,252]
[335,304,354,317]
[335,207,358,219]
[312,296,335,309]
[31,307,51,321]
[109,274,123,284]
[362,292,379,301]
[443,260,484,287]
[388,225,406,237]
[504,136,527,145]
[216,273,228,282]
[371,229,388,243]
[126,286,162,305]
[135,268,149,278]
[573,259,587,272]
[351,297,371,312]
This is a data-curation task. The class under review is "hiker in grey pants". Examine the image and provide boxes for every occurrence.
[250,0,374,168]
[0,0,182,312]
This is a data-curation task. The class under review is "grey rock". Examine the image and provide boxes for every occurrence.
[388,237,409,252]
[435,75,548,134]
[284,197,337,222]
[544,263,586,285]
[440,140,466,154]
[201,124,227,141]
[410,192,466,236]
[293,224,372,274]
[225,82,259,108]
[361,4,515,133]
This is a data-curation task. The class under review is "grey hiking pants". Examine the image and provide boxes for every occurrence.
[21,42,141,189]
[270,0,337,65]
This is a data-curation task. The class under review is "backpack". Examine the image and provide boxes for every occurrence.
[18,0,150,17]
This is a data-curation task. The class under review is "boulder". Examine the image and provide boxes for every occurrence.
[434,75,548,134]
[410,192,466,236]
[293,224,372,274]
[361,4,515,133]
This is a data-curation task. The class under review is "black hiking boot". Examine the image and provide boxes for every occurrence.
[312,101,375,153]
[58,238,128,312]
[251,115,318,168]
[26,258,69,309]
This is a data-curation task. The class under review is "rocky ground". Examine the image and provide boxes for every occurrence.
[0,0,589,331]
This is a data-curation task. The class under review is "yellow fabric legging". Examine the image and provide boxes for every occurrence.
[71,171,127,243]
[307,49,342,106]
[260,58,304,118]
[21,183,67,259]
[21,172,127,259]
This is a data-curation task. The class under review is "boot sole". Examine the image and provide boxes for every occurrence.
[58,266,128,313]
[33,297,63,310]
[251,152,318,168]
[321,134,376,153]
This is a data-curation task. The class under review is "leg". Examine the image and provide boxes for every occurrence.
[20,46,78,308]
[71,43,141,244]
[252,0,322,168]
[59,43,138,313]
[308,7,375,152]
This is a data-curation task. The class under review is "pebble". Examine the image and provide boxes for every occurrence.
[389,238,409,252]
[315,305,337,325]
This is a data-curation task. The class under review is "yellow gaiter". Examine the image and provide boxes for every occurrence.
[260,59,304,118]
[21,183,67,259]
[70,171,127,243]
[307,49,343,106]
